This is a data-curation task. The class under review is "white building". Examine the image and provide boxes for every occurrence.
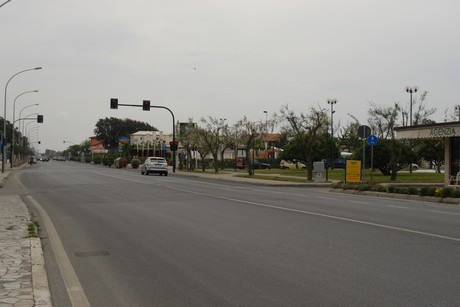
[130,131,173,146]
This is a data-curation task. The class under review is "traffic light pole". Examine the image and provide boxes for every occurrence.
[151,105,176,173]
[111,99,176,173]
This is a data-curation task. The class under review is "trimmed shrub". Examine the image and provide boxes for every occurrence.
[440,187,454,198]
[131,158,141,169]
[452,189,460,198]
[387,186,396,193]
[407,187,419,195]
[419,187,429,196]
[370,185,386,192]
[93,156,102,164]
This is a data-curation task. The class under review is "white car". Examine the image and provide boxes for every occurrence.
[141,157,168,176]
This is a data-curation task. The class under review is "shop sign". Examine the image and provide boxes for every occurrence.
[430,127,458,137]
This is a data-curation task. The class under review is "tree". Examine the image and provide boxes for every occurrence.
[234,116,265,175]
[367,102,408,180]
[278,105,328,180]
[193,117,225,173]
[338,115,362,154]
[94,117,157,147]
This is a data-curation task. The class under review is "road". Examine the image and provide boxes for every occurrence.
[4,161,460,306]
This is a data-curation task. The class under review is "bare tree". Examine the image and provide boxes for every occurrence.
[278,105,328,181]
[234,116,265,176]
[193,117,226,172]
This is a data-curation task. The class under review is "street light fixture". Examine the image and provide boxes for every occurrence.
[3,67,42,173]
[455,105,460,122]
[405,86,418,126]
[263,110,269,153]
[19,103,39,143]
[11,90,38,168]
[0,0,12,8]
[405,86,418,174]
[327,99,337,170]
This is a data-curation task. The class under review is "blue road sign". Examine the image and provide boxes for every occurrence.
[367,134,378,145]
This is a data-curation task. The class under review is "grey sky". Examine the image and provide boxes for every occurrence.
[1,0,459,151]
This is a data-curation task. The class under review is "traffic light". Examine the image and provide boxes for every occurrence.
[143,100,150,111]
[169,141,178,151]
[110,98,118,109]
[37,115,43,123]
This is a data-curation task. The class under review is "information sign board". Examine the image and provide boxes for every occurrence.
[346,160,361,183]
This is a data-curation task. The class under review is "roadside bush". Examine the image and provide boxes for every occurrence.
[103,157,114,166]
[370,185,386,192]
[357,185,369,191]
[452,189,460,198]
[93,156,102,164]
[440,187,454,198]
[419,187,429,196]
[131,158,141,169]
[331,183,342,189]
[407,187,419,195]
[387,186,396,193]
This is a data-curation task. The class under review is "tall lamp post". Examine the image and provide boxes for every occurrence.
[3,67,42,173]
[405,86,418,174]
[11,90,38,168]
[263,111,268,152]
[19,103,39,145]
[327,99,337,170]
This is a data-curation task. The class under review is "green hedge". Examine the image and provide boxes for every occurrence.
[334,183,460,198]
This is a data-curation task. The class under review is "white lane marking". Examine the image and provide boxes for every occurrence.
[27,196,90,307]
[431,210,460,216]
[164,186,460,243]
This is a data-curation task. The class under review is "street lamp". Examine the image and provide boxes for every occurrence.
[405,86,418,126]
[3,67,42,172]
[263,111,268,152]
[327,99,337,170]
[19,103,39,142]
[0,0,12,8]
[11,90,38,168]
[455,105,460,122]
[405,86,418,174]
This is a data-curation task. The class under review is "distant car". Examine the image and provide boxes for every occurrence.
[141,157,168,176]
[325,159,347,169]
[280,159,307,169]
[252,159,271,169]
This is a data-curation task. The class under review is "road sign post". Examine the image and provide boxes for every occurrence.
[358,125,371,182]
[367,135,378,182]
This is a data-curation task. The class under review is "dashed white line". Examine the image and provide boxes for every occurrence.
[164,185,460,243]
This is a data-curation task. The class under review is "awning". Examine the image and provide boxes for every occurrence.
[395,122,460,140]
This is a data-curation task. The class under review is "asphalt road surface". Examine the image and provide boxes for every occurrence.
[4,161,460,306]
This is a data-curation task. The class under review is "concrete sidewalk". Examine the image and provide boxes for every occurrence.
[0,168,52,307]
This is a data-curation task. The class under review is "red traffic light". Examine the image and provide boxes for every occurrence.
[143,100,150,111]
[110,98,118,109]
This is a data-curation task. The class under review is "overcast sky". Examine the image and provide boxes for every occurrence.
[1,0,459,151]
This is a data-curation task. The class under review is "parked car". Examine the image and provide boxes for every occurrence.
[234,158,271,169]
[324,159,347,169]
[280,159,307,169]
[141,157,168,176]
[252,159,271,169]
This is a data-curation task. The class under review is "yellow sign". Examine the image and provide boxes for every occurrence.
[346,160,361,183]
